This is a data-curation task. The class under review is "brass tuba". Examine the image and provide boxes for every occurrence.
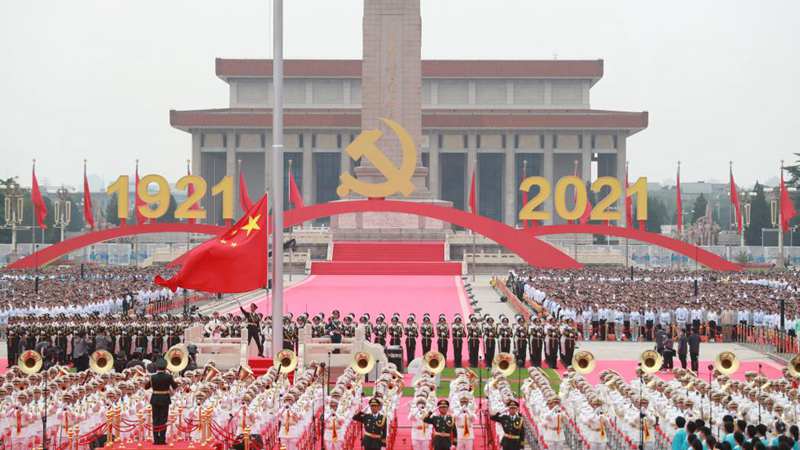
[787,354,800,379]
[714,351,739,375]
[276,349,298,374]
[351,351,376,375]
[89,350,115,374]
[640,350,663,374]
[165,344,189,373]
[423,351,446,375]
[571,350,596,375]
[18,350,43,375]
[492,352,517,377]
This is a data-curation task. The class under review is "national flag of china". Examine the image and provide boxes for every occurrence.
[155,194,268,293]
[288,170,304,209]
[31,166,47,228]
[780,170,798,232]
[468,168,477,214]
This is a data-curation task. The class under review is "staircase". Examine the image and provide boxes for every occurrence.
[310,241,461,275]
[247,357,273,377]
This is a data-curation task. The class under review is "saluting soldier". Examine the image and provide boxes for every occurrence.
[404,314,419,364]
[490,399,526,450]
[420,314,434,355]
[240,303,264,356]
[436,314,450,360]
[513,315,529,367]
[483,316,497,368]
[451,314,465,368]
[353,397,388,449]
[389,313,404,347]
[529,316,544,368]
[360,313,373,342]
[498,315,513,354]
[423,399,457,450]
[466,314,482,368]
[374,314,388,347]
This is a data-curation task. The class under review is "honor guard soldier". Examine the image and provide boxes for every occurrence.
[513,315,529,367]
[436,314,450,359]
[145,358,178,445]
[404,314,419,365]
[483,316,497,368]
[490,399,526,450]
[353,397,388,449]
[241,303,264,357]
[360,314,373,342]
[467,315,482,368]
[421,314,434,354]
[389,314,404,346]
[529,316,544,368]
[374,314,388,347]
[561,320,578,367]
[545,318,560,369]
[282,315,297,351]
[423,399,457,450]
[311,314,325,338]
[451,314,465,368]
[327,310,343,336]
[498,315,513,354]
[342,313,357,338]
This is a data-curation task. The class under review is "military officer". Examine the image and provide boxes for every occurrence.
[483,316,497,368]
[423,399,457,450]
[405,314,419,364]
[144,357,178,445]
[513,315,529,367]
[452,315,465,368]
[353,397,388,449]
[374,314,388,347]
[498,315,513,354]
[466,315,482,368]
[490,399,526,450]
[436,315,450,360]
[421,314,434,355]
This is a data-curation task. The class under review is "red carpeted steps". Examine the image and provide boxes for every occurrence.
[311,241,461,275]
[247,357,273,377]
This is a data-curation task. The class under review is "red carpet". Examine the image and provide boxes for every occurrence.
[108,441,214,450]
[311,241,461,275]
[569,359,784,385]
[0,358,7,374]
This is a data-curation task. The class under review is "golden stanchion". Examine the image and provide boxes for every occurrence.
[137,411,145,447]
[241,402,248,436]
[115,405,122,442]
[106,410,115,445]
[67,429,74,450]
[243,427,251,450]
[73,426,79,450]
[204,407,213,444]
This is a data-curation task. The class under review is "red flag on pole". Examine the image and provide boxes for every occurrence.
[288,167,304,209]
[83,161,95,229]
[676,162,683,233]
[238,160,253,212]
[135,161,146,224]
[468,168,477,214]
[155,194,269,293]
[729,163,743,235]
[780,166,797,233]
[31,161,47,229]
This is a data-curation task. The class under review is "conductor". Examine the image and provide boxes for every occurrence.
[144,358,177,445]
[241,303,264,357]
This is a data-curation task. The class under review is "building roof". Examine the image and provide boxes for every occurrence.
[170,108,647,133]
[215,58,604,81]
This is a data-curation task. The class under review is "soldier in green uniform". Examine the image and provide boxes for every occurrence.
[467,314,481,367]
[490,399,526,450]
[436,314,450,360]
[421,314,434,354]
[423,399,457,450]
[451,314,465,368]
[404,314,418,365]
[353,397,387,449]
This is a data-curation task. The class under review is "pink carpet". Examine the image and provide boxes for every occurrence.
[571,359,784,385]
[0,358,7,375]
[246,275,471,320]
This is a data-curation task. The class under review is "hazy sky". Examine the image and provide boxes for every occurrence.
[1,0,798,191]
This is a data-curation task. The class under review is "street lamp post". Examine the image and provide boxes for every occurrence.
[2,179,25,255]
[54,187,72,242]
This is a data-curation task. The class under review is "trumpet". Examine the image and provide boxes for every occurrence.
[787,354,800,379]
[165,344,189,373]
[423,351,446,375]
[351,351,376,375]
[237,365,255,382]
[571,350,596,375]
[89,350,115,374]
[276,349,298,374]
[18,350,43,375]
[202,363,221,382]
[639,350,663,374]
[492,352,516,377]
[714,351,739,376]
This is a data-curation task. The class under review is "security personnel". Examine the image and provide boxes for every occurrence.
[240,303,264,356]
[498,315,513,354]
[483,316,497,368]
[490,399,526,450]
[145,358,178,445]
[423,399,457,450]
[404,314,419,365]
[374,314,388,347]
[513,315,529,367]
[466,315,481,368]
[421,314,434,355]
[436,315,450,359]
[389,314,404,347]
[353,397,387,449]
[451,315,465,368]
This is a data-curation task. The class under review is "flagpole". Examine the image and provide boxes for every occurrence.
[288,159,293,282]
[778,160,785,268]
[270,0,285,357]
[32,159,38,273]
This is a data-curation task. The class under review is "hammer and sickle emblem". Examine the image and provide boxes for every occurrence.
[336,118,417,198]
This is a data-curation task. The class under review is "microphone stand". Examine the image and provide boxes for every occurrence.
[41,369,50,450]
[757,363,762,424]
[707,364,713,435]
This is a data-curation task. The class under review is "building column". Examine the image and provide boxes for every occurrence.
[467,134,477,212]
[504,133,515,226]
[225,132,238,219]
[191,132,203,222]
[617,132,627,226]
[543,134,554,225]
[264,133,273,202]
[341,134,353,179]
[302,133,313,206]
[429,133,440,199]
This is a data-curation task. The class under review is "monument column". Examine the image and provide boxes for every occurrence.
[225,132,238,217]
[616,132,627,226]
[302,132,313,204]
[192,132,202,221]
[504,132,515,226]
[429,133,440,198]
[467,134,477,212]
[543,134,554,225]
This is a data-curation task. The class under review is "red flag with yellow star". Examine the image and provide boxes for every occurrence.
[154,194,268,293]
